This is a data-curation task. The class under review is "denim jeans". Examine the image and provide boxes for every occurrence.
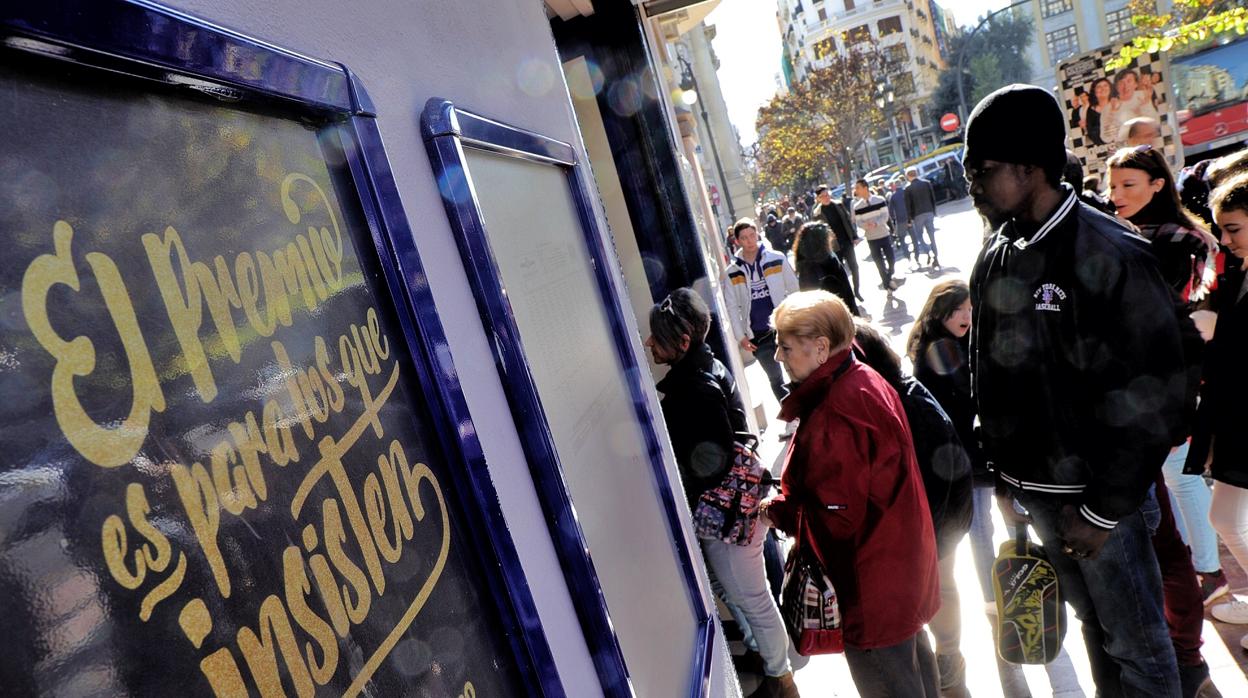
[751,331,787,403]
[1160,442,1220,573]
[912,213,938,261]
[702,534,792,677]
[844,631,939,698]
[969,486,997,603]
[1014,490,1180,697]
[867,237,895,286]
[893,221,923,261]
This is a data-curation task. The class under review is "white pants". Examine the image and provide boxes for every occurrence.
[1209,481,1248,576]
[702,533,792,677]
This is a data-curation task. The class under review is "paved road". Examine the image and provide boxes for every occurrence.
[738,196,1248,697]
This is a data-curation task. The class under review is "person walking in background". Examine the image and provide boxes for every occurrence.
[779,207,804,253]
[852,320,972,698]
[887,179,920,267]
[764,211,784,252]
[644,289,799,698]
[791,221,859,316]
[904,168,940,268]
[1124,117,1164,150]
[1107,145,1228,601]
[760,291,940,697]
[853,179,899,293]
[814,184,863,301]
[723,218,800,407]
[965,84,1187,697]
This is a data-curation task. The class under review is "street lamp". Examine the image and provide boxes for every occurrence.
[875,81,898,165]
[676,43,736,221]
[956,0,1031,124]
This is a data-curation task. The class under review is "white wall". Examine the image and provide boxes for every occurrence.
[165,0,603,691]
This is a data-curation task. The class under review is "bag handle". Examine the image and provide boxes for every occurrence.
[1015,525,1028,557]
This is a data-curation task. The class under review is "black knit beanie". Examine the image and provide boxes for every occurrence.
[964,84,1067,174]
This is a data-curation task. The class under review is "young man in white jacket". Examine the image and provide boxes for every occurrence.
[723,218,800,403]
[854,180,900,292]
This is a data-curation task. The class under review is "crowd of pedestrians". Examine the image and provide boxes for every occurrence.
[648,81,1248,698]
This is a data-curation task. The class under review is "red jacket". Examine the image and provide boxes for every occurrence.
[768,350,940,649]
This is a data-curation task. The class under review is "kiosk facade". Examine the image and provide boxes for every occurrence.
[0,1,736,696]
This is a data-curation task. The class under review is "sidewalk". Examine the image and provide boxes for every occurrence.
[732,197,1248,696]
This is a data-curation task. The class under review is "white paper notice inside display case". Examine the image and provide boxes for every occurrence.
[464,147,698,697]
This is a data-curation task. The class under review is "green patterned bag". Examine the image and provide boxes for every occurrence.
[993,528,1066,665]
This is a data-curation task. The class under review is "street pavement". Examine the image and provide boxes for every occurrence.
[736,196,1248,696]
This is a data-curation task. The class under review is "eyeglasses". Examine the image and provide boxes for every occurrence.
[659,295,675,315]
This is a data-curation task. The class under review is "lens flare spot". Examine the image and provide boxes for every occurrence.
[517,58,556,97]
[607,79,643,117]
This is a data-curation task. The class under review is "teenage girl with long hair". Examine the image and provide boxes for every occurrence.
[908,280,1084,698]
[1107,145,1228,598]
[1192,174,1248,649]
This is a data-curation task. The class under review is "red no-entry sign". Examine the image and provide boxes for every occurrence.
[940,113,960,132]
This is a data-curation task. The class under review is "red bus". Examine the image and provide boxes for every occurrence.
[1172,37,1248,158]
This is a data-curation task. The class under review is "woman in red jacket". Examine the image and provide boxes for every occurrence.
[759,290,940,697]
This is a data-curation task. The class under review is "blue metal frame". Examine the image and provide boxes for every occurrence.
[0,2,562,696]
[422,99,715,698]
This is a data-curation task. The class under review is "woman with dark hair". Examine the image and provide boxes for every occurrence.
[1108,146,1219,305]
[760,291,939,697]
[1087,77,1114,146]
[644,288,798,698]
[852,320,972,697]
[906,281,991,584]
[791,221,859,316]
[1107,145,1232,693]
[1107,143,1226,582]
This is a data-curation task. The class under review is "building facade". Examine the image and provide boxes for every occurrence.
[1019,0,1175,89]
[777,0,952,168]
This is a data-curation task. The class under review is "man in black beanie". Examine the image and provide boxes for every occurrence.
[966,84,1189,697]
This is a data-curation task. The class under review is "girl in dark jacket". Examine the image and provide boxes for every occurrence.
[1108,146,1233,608]
[1199,175,1248,648]
[645,289,798,698]
[907,282,992,586]
[852,320,973,696]
[907,280,1084,697]
[791,221,859,316]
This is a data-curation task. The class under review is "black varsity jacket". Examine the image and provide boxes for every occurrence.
[969,187,1195,530]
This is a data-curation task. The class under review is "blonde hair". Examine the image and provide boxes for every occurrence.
[772,290,854,351]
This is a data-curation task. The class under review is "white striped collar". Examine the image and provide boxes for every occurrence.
[1012,186,1077,250]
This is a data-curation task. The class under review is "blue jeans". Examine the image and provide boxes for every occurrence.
[1160,442,1220,573]
[751,330,787,403]
[1014,490,1179,697]
[969,486,997,603]
[702,534,791,677]
[912,213,938,261]
[893,220,923,260]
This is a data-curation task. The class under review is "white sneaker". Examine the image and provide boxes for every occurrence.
[1211,597,1248,624]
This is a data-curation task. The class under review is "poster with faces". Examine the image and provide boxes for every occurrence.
[1059,47,1181,180]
